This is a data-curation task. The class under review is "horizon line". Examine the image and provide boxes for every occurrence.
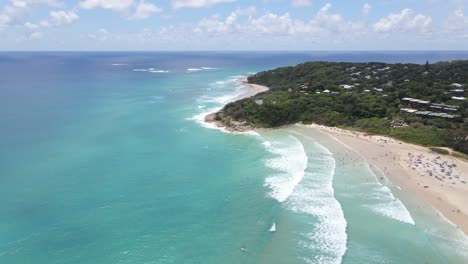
[1,50,468,53]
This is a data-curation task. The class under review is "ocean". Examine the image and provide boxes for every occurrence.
[1,51,468,264]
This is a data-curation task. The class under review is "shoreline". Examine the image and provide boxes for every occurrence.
[202,78,468,235]
[306,123,468,235]
[204,79,269,132]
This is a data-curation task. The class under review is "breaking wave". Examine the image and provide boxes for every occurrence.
[263,135,347,264]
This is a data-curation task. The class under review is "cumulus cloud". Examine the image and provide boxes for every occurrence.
[23,21,39,29]
[1,0,61,26]
[49,10,79,25]
[193,6,256,34]
[363,3,371,15]
[373,8,432,33]
[88,28,110,41]
[15,0,61,7]
[291,0,312,8]
[193,3,362,36]
[446,9,468,32]
[172,0,236,9]
[79,0,134,11]
[129,0,162,20]
[249,12,295,35]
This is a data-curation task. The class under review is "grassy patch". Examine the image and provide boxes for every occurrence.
[429,147,450,155]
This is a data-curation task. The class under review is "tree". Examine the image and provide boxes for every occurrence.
[425,60,430,71]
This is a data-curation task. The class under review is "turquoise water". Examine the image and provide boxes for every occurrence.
[1,52,468,263]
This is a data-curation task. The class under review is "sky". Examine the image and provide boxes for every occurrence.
[0,0,467,51]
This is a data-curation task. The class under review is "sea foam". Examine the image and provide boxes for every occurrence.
[321,130,415,225]
[363,164,415,225]
[189,75,257,135]
[187,67,217,72]
[263,135,308,203]
[264,137,347,264]
[133,68,169,73]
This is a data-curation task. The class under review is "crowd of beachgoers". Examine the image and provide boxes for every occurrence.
[404,153,466,186]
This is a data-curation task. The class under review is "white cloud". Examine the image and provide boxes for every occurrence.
[129,0,161,20]
[172,0,235,9]
[79,0,134,11]
[49,10,79,25]
[291,0,312,7]
[15,0,61,7]
[195,14,236,33]
[0,0,62,26]
[363,3,371,15]
[0,3,29,26]
[193,6,256,34]
[249,12,295,35]
[193,3,362,36]
[373,8,432,33]
[88,28,110,41]
[446,9,468,32]
[24,21,39,29]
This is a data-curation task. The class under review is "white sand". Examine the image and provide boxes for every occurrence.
[308,124,468,235]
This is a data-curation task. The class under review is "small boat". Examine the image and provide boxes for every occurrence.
[269,222,276,232]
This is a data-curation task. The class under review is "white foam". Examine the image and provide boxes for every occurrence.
[189,74,260,136]
[282,141,347,264]
[239,130,261,136]
[187,107,229,133]
[427,209,468,258]
[363,164,415,225]
[187,68,202,72]
[187,67,219,73]
[313,128,416,226]
[133,68,169,73]
[112,63,128,66]
[263,135,308,203]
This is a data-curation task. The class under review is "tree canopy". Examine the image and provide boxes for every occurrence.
[217,61,468,154]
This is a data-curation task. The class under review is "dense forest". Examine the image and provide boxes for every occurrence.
[215,61,468,154]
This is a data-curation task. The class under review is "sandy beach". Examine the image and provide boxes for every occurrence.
[238,79,269,99]
[306,124,468,235]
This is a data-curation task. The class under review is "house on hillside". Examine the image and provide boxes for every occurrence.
[339,84,353,89]
[401,98,430,108]
[450,89,464,94]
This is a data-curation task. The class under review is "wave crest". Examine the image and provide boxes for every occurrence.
[263,135,308,203]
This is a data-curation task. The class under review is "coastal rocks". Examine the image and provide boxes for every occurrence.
[204,111,255,132]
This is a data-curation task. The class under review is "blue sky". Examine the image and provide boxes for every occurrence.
[0,0,467,50]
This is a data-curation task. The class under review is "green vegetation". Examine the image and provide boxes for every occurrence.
[429,148,450,155]
[216,61,468,154]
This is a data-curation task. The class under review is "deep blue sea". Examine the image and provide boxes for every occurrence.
[1,52,468,264]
